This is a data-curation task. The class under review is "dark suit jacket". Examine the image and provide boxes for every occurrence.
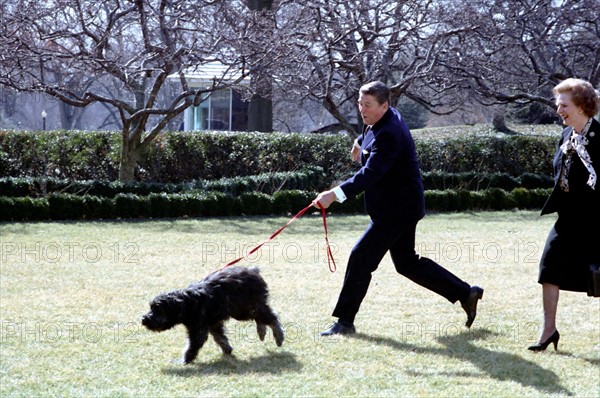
[340,108,425,223]
[541,118,600,219]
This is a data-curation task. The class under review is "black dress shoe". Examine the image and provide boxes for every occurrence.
[319,321,356,336]
[461,286,484,328]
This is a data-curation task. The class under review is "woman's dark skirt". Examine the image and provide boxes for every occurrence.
[538,215,598,292]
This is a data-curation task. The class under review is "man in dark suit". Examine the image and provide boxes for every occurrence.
[313,81,484,336]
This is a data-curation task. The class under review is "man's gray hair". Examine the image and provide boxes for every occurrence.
[359,81,390,105]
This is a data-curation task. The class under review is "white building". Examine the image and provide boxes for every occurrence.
[169,61,346,134]
[170,62,251,132]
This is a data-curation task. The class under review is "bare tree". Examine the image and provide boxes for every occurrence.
[245,0,274,132]
[441,0,600,109]
[270,0,599,135]
[271,0,474,137]
[0,0,277,181]
[3,0,597,175]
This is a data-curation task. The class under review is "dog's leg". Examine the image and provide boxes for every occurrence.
[183,325,209,364]
[256,322,267,341]
[269,318,285,347]
[255,304,285,347]
[209,322,233,355]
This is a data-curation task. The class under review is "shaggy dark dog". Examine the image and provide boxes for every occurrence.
[142,266,284,364]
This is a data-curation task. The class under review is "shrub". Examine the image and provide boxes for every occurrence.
[48,194,87,220]
[0,187,555,221]
[115,194,151,219]
[511,188,531,209]
[5,197,50,221]
[529,188,552,208]
[482,188,519,210]
[519,173,553,189]
[1,130,556,185]
[456,189,476,211]
[83,195,115,219]
[0,197,14,221]
[0,177,34,196]
[0,167,328,199]
[488,172,520,191]
[142,131,354,183]
[417,134,555,176]
[148,193,177,218]
[0,130,120,180]
[183,194,210,217]
[272,190,318,215]
[239,192,274,216]
[335,193,366,214]
[425,190,449,212]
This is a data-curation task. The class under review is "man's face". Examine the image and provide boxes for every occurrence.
[358,93,388,126]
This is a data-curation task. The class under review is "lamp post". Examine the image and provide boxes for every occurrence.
[41,110,47,131]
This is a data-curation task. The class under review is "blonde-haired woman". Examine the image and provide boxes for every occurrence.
[529,78,600,351]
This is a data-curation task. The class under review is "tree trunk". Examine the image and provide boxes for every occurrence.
[118,147,139,182]
[248,94,273,132]
[246,0,274,133]
[492,111,514,134]
[118,128,141,182]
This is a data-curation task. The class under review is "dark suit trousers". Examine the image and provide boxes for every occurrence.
[332,220,471,324]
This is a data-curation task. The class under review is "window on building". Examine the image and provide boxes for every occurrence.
[190,89,248,131]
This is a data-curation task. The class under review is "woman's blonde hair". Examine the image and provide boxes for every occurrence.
[553,78,600,117]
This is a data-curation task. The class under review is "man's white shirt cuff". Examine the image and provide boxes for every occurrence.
[332,186,347,203]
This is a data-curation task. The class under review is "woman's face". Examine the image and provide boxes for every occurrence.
[555,92,584,127]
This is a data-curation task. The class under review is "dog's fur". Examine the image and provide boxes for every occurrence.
[142,266,284,364]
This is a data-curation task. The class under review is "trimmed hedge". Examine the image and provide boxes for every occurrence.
[0,170,552,199]
[0,130,356,183]
[421,171,552,190]
[0,196,50,221]
[417,134,556,176]
[0,130,557,183]
[0,167,327,198]
[0,129,557,221]
[0,188,551,222]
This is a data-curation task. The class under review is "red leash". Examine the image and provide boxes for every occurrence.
[316,202,337,273]
[221,202,337,272]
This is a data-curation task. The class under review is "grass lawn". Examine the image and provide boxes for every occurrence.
[411,123,562,140]
[1,211,598,397]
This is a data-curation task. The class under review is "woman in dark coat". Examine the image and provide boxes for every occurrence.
[529,78,600,351]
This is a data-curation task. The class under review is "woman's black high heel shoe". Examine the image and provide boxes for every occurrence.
[528,330,560,352]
